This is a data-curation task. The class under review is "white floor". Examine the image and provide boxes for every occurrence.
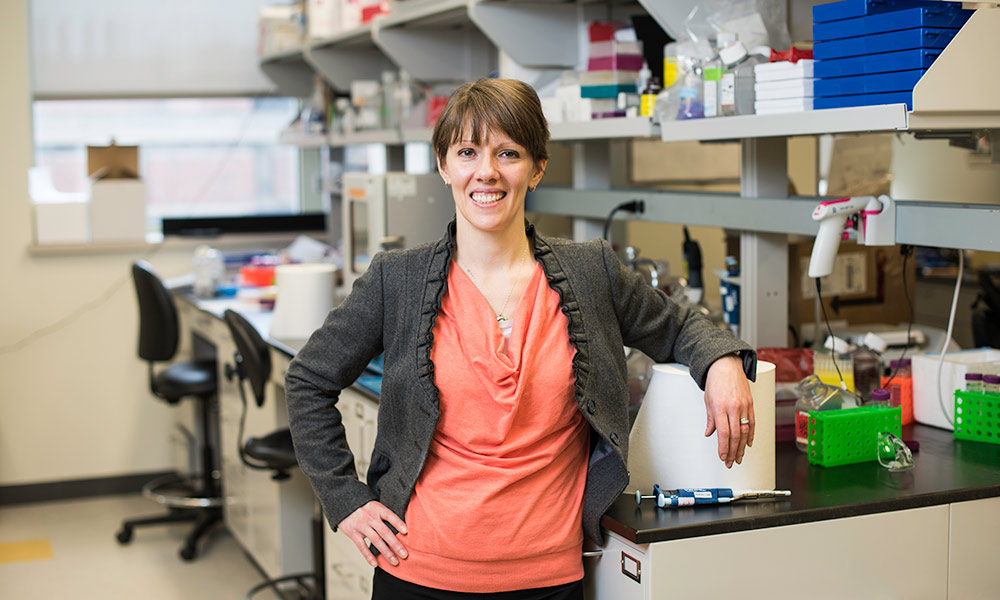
[0,494,278,599]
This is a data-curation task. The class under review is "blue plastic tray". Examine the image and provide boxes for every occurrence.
[814,48,941,78]
[813,0,962,24]
[815,69,926,97]
[813,6,970,41]
[814,91,913,110]
[814,27,959,60]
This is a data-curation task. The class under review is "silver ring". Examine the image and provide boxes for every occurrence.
[739,417,750,425]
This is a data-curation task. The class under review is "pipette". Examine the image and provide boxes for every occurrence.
[634,485,791,508]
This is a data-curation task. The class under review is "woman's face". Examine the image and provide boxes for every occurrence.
[437,127,545,236]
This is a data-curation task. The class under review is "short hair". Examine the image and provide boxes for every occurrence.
[431,78,549,168]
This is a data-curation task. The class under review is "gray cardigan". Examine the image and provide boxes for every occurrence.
[285,220,756,544]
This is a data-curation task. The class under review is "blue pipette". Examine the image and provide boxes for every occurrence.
[634,485,791,508]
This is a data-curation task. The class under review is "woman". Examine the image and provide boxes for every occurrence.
[286,78,756,599]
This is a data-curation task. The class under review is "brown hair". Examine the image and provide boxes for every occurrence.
[431,78,549,168]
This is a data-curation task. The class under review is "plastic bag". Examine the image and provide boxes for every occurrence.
[684,0,790,50]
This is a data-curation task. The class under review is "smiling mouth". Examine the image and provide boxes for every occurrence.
[470,191,506,205]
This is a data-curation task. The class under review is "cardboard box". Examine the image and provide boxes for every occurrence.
[789,239,916,342]
[33,201,90,245]
[88,144,147,242]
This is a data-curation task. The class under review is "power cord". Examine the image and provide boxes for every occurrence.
[884,245,915,388]
[0,245,162,358]
[815,277,847,389]
[603,199,645,242]
[936,249,965,426]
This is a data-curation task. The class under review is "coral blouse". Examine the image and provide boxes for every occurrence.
[377,260,589,592]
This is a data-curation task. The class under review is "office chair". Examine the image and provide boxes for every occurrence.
[223,309,324,600]
[116,261,223,561]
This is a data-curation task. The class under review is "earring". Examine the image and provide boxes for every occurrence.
[528,185,536,192]
[445,182,451,189]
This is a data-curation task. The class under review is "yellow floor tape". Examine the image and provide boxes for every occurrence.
[0,539,54,564]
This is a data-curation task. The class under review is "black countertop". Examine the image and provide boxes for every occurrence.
[604,423,1000,544]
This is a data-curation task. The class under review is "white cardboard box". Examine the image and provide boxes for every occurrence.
[912,348,1000,430]
[33,200,90,245]
[90,179,147,242]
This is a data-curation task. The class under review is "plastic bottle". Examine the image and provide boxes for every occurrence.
[734,46,772,115]
[718,40,747,117]
[983,374,1000,395]
[640,76,661,118]
[964,372,983,393]
[852,343,882,405]
[676,64,704,120]
[663,42,680,89]
[702,57,722,118]
[192,245,225,299]
[794,374,859,452]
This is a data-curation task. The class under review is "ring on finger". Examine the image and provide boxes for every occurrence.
[739,417,750,425]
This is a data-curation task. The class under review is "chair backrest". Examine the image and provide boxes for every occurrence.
[224,309,272,408]
[132,261,179,362]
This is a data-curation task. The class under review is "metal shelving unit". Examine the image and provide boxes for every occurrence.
[305,25,393,92]
[258,48,316,98]
[373,0,497,82]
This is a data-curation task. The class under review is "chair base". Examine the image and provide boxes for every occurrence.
[246,572,319,600]
[116,505,223,561]
[141,473,223,509]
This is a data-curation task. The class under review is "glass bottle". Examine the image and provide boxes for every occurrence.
[964,372,983,393]
[983,374,1000,395]
[794,374,858,452]
[853,344,881,405]
[871,388,891,406]
[641,76,661,118]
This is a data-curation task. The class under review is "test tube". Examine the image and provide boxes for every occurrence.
[982,374,1000,395]
[965,373,983,393]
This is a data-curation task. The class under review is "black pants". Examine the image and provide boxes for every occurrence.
[372,568,584,600]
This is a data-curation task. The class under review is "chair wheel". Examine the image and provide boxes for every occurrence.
[179,545,197,561]
[116,527,133,545]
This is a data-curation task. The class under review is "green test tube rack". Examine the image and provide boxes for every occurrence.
[954,390,1000,445]
[807,405,902,467]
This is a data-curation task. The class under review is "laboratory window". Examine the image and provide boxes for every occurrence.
[32,97,301,228]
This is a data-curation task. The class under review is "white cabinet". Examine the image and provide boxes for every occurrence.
[325,387,379,600]
[215,329,314,580]
[949,496,1000,598]
[585,506,951,600]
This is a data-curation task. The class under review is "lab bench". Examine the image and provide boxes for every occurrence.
[177,292,1000,599]
[587,424,1000,599]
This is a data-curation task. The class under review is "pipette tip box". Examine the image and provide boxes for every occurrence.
[813,6,971,41]
[812,0,962,25]
[813,27,959,60]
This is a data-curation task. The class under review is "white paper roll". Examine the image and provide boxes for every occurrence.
[269,263,337,340]
[628,361,776,492]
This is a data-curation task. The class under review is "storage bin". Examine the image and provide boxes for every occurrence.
[954,390,1000,445]
[807,405,902,467]
[912,348,1000,430]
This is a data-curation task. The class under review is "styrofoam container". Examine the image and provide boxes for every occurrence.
[912,348,1000,430]
[33,200,90,245]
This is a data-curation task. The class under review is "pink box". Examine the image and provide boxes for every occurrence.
[588,55,643,71]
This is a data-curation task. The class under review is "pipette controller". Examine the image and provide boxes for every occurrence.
[634,485,792,508]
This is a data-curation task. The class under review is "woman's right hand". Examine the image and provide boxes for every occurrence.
[338,501,409,568]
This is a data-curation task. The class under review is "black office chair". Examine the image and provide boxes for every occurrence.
[116,261,223,561]
[223,309,324,600]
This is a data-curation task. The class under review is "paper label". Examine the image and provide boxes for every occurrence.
[795,410,810,446]
[720,73,736,107]
[704,80,718,117]
[387,175,417,198]
[801,252,867,299]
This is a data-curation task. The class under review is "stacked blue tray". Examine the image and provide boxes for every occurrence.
[812,0,971,110]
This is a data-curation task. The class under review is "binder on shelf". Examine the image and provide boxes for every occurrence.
[813,6,971,41]
[812,0,962,24]
[814,69,926,97]
[813,48,940,78]
[813,27,959,60]
[814,91,913,110]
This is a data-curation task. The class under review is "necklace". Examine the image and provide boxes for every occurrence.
[461,243,528,323]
